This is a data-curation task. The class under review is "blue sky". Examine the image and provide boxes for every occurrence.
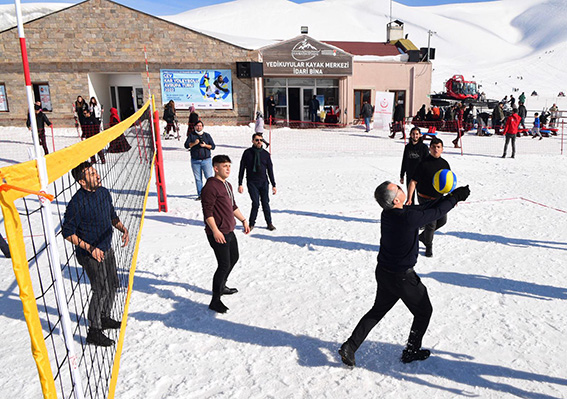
[0,0,494,16]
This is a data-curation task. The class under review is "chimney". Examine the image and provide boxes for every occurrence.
[387,20,404,43]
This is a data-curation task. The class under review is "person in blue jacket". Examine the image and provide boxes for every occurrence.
[185,120,216,200]
[339,181,470,366]
[62,162,129,346]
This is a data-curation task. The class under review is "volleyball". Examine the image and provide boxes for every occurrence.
[433,169,457,194]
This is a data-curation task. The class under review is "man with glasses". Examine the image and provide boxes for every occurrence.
[339,181,469,366]
[237,133,277,231]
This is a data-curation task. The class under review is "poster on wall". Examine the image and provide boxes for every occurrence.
[38,84,52,111]
[373,91,395,131]
[160,69,233,110]
[0,84,8,111]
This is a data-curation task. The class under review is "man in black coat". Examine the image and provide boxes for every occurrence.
[26,103,52,155]
[406,137,451,257]
[238,133,277,231]
[339,181,470,366]
[390,100,406,139]
[265,96,277,124]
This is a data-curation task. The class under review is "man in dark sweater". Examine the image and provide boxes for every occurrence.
[406,137,451,257]
[339,181,470,367]
[400,127,429,204]
[238,133,277,231]
[62,162,129,346]
[201,155,250,314]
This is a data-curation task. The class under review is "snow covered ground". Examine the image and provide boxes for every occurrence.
[1,124,567,398]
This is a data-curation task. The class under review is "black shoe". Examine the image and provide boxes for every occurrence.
[425,245,433,257]
[86,328,114,347]
[101,317,121,329]
[195,196,201,201]
[209,298,229,313]
[501,154,506,158]
[338,342,356,367]
[267,224,276,231]
[221,287,238,295]
[418,232,426,246]
[401,348,430,364]
[511,154,515,158]
[249,225,254,231]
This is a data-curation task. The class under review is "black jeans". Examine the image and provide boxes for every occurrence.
[418,197,447,246]
[247,180,272,226]
[503,134,516,157]
[347,267,432,351]
[77,248,119,329]
[207,232,239,296]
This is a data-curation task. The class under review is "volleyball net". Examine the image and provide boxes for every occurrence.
[0,99,156,399]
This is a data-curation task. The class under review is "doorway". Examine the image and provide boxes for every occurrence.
[117,87,135,120]
[288,88,301,121]
[302,88,314,121]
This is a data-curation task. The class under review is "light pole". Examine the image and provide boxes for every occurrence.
[427,29,436,62]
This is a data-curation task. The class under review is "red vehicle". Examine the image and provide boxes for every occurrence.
[431,75,497,108]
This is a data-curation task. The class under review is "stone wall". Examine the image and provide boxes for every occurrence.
[0,0,257,126]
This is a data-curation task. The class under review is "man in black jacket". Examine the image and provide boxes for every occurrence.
[238,133,277,231]
[406,137,451,257]
[26,103,52,155]
[339,181,470,367]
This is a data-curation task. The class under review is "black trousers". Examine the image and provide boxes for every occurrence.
[347,267,432,351]
[207,232,239,296]
[247,180,272,226]
[38,129,49,155]
[503,134,516,157]
[77,248,119,329]
[418,197,447,246]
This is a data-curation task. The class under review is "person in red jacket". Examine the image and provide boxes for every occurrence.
[502,108,521,158]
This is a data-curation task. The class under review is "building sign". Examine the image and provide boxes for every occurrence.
[160,69,233,110]
[373,91,395,131]
[261,35,353,77]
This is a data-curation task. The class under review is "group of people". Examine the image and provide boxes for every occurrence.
[59,102,474,374]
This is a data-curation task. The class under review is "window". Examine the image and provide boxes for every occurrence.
[33,83,52,111]
[0,83,8,112]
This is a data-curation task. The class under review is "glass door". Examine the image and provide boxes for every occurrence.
[302,88,314,121]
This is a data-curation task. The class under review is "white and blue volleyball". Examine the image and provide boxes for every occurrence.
[433,169,456,194]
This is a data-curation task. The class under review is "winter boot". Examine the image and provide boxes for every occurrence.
[401,348,431,364]
[86,328,114,347]
[338,341,356,367]
[101,317,121,329]
[209,296,229,313]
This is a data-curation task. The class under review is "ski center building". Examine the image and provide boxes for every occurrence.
[0,0,432,127]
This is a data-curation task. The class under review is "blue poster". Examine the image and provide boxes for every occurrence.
[160,69,233,110]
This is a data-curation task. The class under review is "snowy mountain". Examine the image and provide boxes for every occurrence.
[1,0,566,103]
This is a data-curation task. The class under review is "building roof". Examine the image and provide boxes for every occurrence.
[322,41,401,57]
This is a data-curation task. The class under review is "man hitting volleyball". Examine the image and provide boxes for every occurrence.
[406,137,450,257]
[339,181,470,366]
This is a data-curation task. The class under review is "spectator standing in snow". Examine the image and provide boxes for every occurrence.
[309,95,320,122]
[531,112,542,140]
[201,155,250,314]
[518,101,527,130]
[266,96,276,125]
[519,92,526,104]
[390,100,406,139]
[238,133,277,231]
[163,100,178,140]
[81,109,106,164]
[184,120,215,200]
[187,105,199,137]
[360,99,374,132]
[26,103,52,155]
[492,102,505,135]
[89,97,102,126]
[502,108,521,158]
[338,181,470,367]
